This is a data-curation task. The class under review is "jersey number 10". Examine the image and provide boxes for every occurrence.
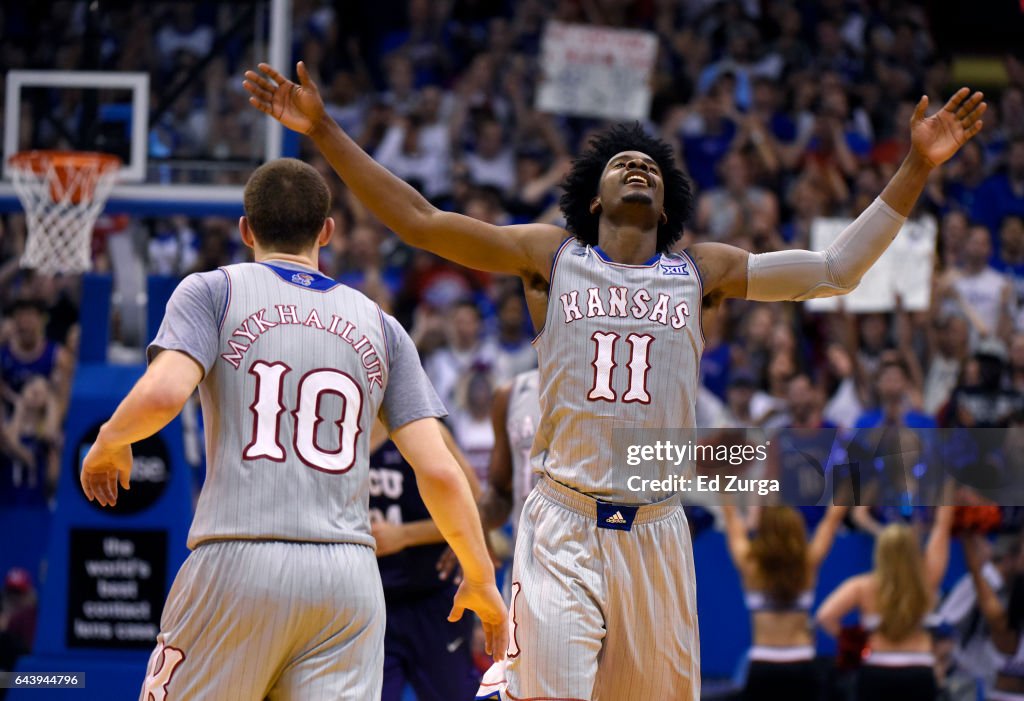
[242,360,364,473]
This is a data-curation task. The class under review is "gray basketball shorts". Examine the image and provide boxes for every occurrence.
[504,476,700,700]
[139,540,384,701]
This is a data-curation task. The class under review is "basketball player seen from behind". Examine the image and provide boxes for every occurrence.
[80,159,506,700]
[246,61,985,700]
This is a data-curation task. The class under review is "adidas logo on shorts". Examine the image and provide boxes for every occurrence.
[597,502,638,531]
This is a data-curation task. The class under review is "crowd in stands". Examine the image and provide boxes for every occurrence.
[3,0,1024,697]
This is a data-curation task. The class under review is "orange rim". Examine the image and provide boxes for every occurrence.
[9,150,121,174]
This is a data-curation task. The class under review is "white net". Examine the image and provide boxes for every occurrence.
[9,151,120,274]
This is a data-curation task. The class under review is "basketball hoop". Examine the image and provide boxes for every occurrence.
[8,150,121,274]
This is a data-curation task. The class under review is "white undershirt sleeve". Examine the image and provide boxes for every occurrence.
[746,197,907,302]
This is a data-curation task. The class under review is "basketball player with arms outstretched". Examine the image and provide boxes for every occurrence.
[80,159,506,700]
[245,61,984,700]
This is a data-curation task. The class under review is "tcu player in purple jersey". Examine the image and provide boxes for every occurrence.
[368,419,484,701]
[246,61,985,700]
[80,159,506,700]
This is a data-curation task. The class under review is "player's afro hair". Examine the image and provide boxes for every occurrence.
[559,123,693,253]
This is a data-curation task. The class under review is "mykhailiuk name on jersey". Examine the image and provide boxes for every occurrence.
[218,304,385,390]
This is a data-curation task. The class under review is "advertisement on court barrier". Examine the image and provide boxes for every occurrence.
[66,529,167,650]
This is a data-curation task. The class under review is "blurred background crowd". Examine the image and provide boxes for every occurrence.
[2,0,1024,696]
[2,1,1024,439]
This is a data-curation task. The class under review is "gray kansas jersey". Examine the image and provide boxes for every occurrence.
[148,261,445,549]
[533,239,704,503]
[507,369,540,534]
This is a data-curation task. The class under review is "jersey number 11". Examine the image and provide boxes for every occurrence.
[587,331,654,404]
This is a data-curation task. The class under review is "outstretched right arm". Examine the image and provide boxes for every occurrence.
[244,62,563,277]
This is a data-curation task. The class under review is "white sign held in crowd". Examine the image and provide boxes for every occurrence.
[536,21,658,121]
[804,215,937,314]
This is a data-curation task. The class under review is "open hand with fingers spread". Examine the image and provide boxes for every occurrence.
[244,61,327,136]
[910,87,986,167]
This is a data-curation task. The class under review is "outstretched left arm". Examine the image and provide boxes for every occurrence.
[693,89,986,304]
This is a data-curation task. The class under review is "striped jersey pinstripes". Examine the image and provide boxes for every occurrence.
[532,239,704,503]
